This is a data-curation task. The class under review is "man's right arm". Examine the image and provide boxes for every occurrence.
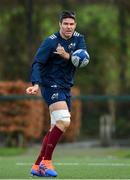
[26,84,39,95]
[26,38,52,95]
[31,38,52,86]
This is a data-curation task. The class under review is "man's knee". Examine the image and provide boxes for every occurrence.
[51,109,71,131]
[56,120,70,129]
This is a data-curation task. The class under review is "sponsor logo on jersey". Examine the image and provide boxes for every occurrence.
[51,93,59,100]
[73,31,80,37]
[51,85,57,88]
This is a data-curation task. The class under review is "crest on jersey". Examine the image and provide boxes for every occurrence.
[68,43,76,50]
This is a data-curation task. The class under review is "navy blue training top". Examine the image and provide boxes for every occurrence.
[31,31,87,89]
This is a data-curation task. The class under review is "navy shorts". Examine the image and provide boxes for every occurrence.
[40,87,71,111]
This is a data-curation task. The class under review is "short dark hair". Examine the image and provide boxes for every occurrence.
[59,10,76,22]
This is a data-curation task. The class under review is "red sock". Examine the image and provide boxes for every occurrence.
[44,125,63,160]
[35,131,50,165]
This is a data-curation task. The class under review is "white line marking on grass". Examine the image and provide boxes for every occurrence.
[16,162,32,166]
[87,162,130,167]
[16,162,130,167]
[16,162,79,166]
[55,162,79,166]
[2,179,122,180]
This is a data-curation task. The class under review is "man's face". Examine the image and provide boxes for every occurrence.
[59,18,76,39]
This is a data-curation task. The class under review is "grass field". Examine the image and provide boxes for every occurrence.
[0,143,130,179]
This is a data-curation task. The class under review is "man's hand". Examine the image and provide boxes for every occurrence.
[54,43,70,60]
[26,84,39,95]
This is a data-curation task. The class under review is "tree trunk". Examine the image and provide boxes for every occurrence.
[118,4,127,93]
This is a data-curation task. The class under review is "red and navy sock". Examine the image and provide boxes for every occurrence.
[35,131,50,165]
[44,125,63,160]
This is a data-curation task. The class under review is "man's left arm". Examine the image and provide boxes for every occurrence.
[77,35,87,50]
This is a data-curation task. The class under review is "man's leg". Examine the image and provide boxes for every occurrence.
[40,101,71,177]
[31,130,51,176]
[44,101,70,159]
[32,111,56,167]
[31,120,55,176]
[35,131,50,165]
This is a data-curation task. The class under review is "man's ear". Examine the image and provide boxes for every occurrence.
[59,22,62,28]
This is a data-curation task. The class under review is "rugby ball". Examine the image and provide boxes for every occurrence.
[71,49,90,68]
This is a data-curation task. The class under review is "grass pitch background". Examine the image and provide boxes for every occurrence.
[0,143,130,179]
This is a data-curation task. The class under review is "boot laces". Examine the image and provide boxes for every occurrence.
[42,160,54,170]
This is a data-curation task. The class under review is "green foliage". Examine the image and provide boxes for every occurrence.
[0,3,129,95]
[116,117,130,137]
[75,5,120,95]
[77,5,119,43]
[0,2,130,138]
[0,6,29,80]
